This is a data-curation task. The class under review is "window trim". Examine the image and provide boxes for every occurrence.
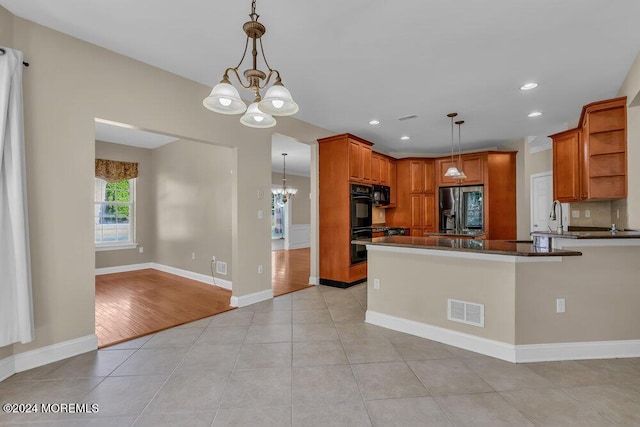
[94,178,137,250]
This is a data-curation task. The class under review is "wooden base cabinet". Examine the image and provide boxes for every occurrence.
[551,96,627,202]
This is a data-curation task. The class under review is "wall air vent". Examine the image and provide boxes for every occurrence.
[216,261,228,275]
[397,114,418,121]
[448,298,485,327]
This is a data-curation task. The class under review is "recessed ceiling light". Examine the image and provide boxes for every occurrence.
[401,136,410,141]
[369,120,380,125]
[520,82,538,91]
[528,111,542,118]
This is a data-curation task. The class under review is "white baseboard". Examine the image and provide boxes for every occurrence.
[151,263,232,290]
[366,310,640,363]
[0,334,97,381]
[0,356,15,382]
[515,340,640,363]
[309,276,319,285]
[95,262,232,291]
[230,289,273,308]
[95,262,153,275]
[366,310,516,362]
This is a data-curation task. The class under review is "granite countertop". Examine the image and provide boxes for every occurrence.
[530,230,640,239]
[352,235,582,257]
[423,231,486,237]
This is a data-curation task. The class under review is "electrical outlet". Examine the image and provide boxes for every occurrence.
[556,298,566,313]
[617,209,620,219]
[211,256,216,263]
[258,264,264,274]
[258,210,264,219]
[192,252,196,260]
[138,246,144,253]
[572,210,580,218]
[585,210,591,218]
[373,278,380,290]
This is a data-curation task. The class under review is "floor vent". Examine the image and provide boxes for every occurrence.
[216,261,228,275]
[448,298,485,327]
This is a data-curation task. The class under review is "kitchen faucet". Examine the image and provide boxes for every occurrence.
[549,200,564,234]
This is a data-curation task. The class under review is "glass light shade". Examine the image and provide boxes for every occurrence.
[203,82,247,115]
[258,84,299,116]
[444,166,461,177]
[240,102,277,128]
[457,170,467,180]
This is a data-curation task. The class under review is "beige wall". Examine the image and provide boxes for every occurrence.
[154,140,233,278]
[368,245,640,347]
[271,172,310,225]
[1,10,332,361]
[515,246,640,344]
[367,249,517,344]
[95,141,154,268]
[0,5,12,45]
[617,50,640,229]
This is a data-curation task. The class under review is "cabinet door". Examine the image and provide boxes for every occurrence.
[461,154,484,184]
[436,158,460,186]
[410,228,424,237]
[409,161,425,193]
[349,140,361,181]
[371,154,381,184]
[361,144,372,182]
[423,160,435,193]
[410,194,423,229]
[552,130,582,202]
[380,157,390,185]
[422,194,435,231]
[389,160,397,206]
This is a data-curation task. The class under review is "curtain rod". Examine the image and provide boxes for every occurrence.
[0,47,30,67]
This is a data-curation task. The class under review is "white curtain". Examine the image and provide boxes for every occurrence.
[0,47,34,347]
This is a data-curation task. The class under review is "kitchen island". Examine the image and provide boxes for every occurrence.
[359,235,640,363]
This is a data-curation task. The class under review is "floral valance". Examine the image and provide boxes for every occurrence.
[95,158,138,183]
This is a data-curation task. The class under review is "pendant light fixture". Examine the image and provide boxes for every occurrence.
[202,0,299,128]
[455,120,467,180]
[272,153,298,203]
[444,113,462,177]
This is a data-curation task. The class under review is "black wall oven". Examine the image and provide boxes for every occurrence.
[350,184,373,265]
[350,184,373,229]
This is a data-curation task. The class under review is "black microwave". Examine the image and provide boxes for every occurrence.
[372,185,390,206]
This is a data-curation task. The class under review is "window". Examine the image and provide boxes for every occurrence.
[94,178,136,248]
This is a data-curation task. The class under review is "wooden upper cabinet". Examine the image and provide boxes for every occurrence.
[409,159,435,193]
[436,158,459,187]
[460,154,484,185]
[348,138,373,183]
[437,154,484,187]
[551,96,627,202]
[551,129,582,203]
[409,161,425,193]
[371,153,381,184]
[380,157,390,185]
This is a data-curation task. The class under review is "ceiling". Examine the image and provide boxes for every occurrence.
[4,0,640,157]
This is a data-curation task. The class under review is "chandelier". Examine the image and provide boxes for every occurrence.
[202,0,299,128]
[272,153,298,203]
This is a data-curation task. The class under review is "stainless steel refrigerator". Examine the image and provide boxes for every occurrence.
[439,185,484,233]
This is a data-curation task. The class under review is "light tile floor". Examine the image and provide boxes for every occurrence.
[2,284,640,426]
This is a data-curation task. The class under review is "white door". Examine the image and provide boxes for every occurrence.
[531,172,553,232]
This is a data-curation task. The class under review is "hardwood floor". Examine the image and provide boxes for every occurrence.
[95,269,233,348]
[95,248,311,347]
[272,247,311,296]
